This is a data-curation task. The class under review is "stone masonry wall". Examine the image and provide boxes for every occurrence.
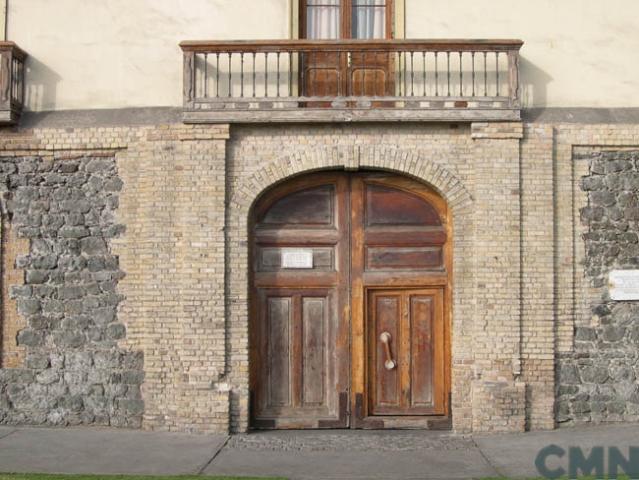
[0,124,231,434]
[0,119,637,434]
[558,150,639,425]
[0,154,144,427]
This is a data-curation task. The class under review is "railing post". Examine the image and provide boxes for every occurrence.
[183,51,195,109]
[507,49,521,109]
[0,42,26,125]
[15,57,24,106]
[179,39,523,122]
[0,48,10,107]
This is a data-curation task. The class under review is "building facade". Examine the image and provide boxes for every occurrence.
[0,0,639,434]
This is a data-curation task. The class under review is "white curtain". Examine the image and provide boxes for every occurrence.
[307,1,341,39]
[353,1,386,39]
[306,1,386,40]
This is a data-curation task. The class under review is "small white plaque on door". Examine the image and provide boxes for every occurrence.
[281,248,314,269]
[609,270,639,300]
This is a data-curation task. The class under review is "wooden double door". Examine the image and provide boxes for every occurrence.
[301,0,395,99]
[250,172,451,429]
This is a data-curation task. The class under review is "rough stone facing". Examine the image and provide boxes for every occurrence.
[0,155,144,427]
[558,150,639,425]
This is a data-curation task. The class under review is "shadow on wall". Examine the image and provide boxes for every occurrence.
[519,56,553,110]
[23,55,61,112]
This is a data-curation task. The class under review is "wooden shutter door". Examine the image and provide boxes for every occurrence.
[250,173,350,428]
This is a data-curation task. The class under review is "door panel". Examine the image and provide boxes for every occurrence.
[267,296,292,407]
[251,172,450,429]
[257,247,334,272]
[410,295,434,408]
[368,289,445,416]
[349,53,394,100]
[301,296,327,406]
[251,173,350,428]
[261,184,334,226]
[351,174,450,427]
[371,293,401,409]
[366,184,442,226]
[256,289,337,421]
[366,246,443,270]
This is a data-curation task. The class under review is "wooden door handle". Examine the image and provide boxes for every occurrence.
[379,332,396,370]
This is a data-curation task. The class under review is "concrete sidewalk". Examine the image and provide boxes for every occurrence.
[0,423,637,479]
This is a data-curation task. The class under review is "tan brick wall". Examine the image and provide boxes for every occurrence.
[520,125,556,430]
[472,380,526,433]
[112,126,231,433]
[468,123,526,431]
[224,123,528,433]
[0,124,232,434]
[1,120,638,434]
[1,222,29,368]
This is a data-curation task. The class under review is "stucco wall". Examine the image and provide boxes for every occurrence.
[7,0,639,111]
[406,0,639,109]
[9,0,289,111]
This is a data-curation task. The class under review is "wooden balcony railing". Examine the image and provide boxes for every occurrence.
[180,39,523,123]
[0,42,27,125]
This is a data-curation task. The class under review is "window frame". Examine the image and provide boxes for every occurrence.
[291,0,404,40]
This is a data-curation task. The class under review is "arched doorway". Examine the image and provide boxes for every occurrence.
[249,171,451,429]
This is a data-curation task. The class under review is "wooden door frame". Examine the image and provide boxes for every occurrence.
[367,287,446,416]
[299,0,395,40]
[248,170,452,430]
[292,0,404,40]
[349,173,452,429]
[248,172,351,429]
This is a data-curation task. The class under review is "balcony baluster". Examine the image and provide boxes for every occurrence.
[0,42,27,125]
[180,39,523,123]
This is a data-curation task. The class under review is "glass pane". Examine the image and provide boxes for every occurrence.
[352,1,386,39]
[306,0,341,39]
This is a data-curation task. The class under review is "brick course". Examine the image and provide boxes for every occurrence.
[0,120,637,433]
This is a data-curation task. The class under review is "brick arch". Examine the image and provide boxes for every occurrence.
[230,145,473,216]
[226,145,475,433]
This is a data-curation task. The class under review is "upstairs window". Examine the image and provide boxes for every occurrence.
[302,0,393,40]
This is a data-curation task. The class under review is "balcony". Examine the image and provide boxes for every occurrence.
[0,42,27,125]
[180,39,523,124]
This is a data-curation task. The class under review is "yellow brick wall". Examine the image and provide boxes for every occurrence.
[1,222,29,368]
[0,121,637,434]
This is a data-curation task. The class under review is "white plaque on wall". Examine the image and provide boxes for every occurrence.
[609,270,639,300]
[281,248,314,269]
